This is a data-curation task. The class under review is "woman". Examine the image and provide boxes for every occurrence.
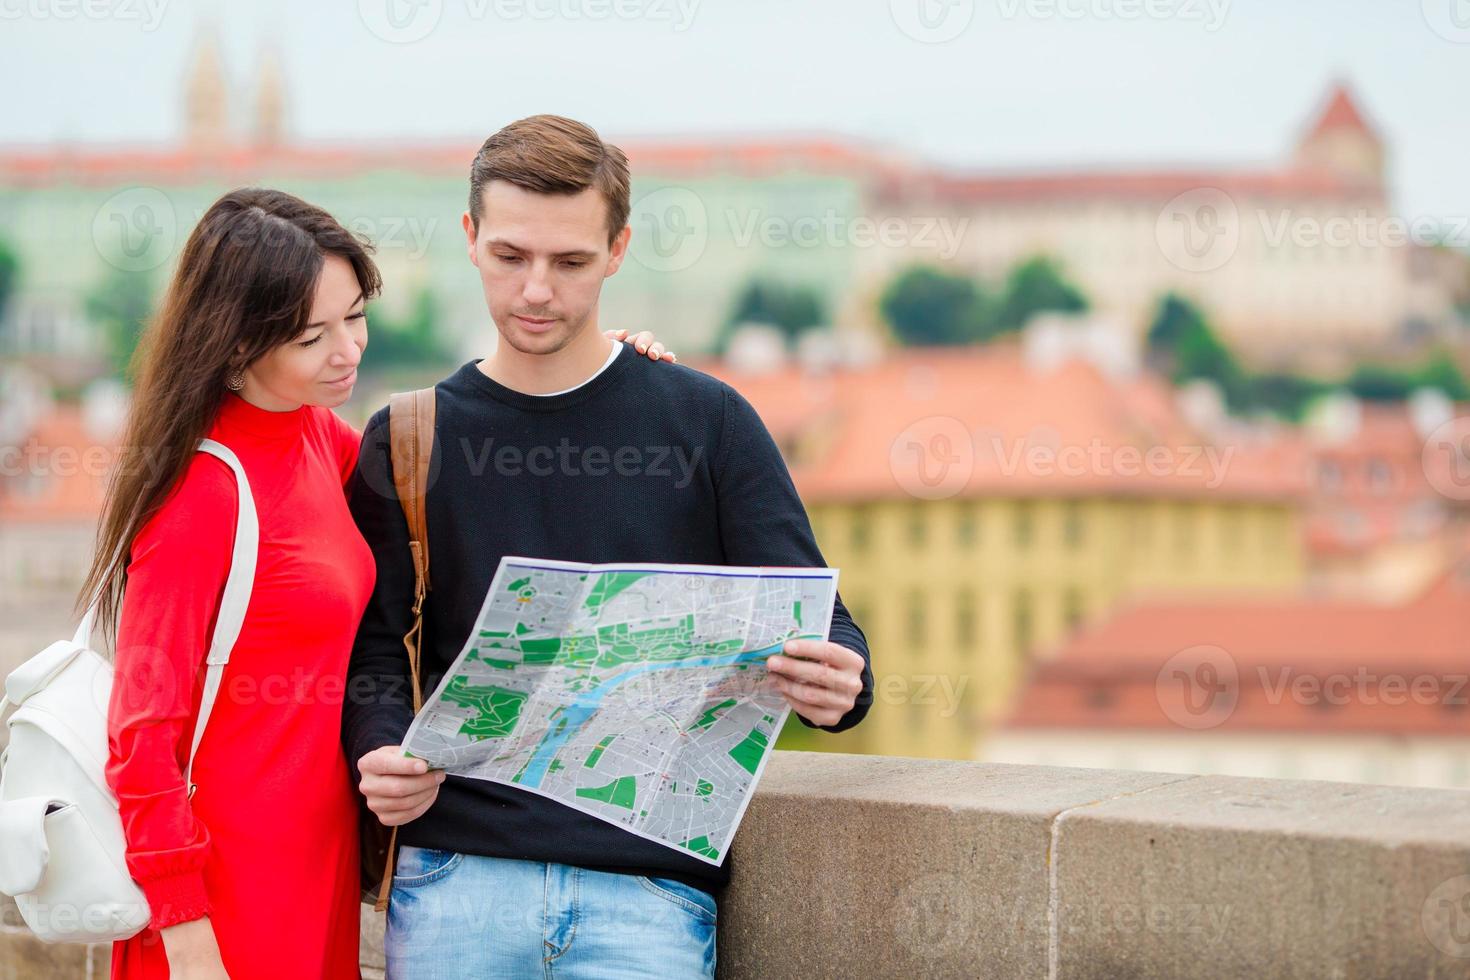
[77,187,673,979]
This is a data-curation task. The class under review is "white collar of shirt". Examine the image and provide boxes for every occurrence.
[529,341,623,398]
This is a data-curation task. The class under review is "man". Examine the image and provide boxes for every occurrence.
[342,114,873,979]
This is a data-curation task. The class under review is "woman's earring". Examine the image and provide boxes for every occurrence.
[225,371,245,392]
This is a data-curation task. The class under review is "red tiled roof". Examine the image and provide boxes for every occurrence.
[0,406,113,524]
[1304,82,1378,142]
[0,136,907,188]
[698,345,1310,503]
[1303,403,1469,557]
[1001,558,1470,735]
[875,165,1385,206]
[0,89,1385,206]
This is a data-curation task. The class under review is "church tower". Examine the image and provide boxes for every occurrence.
[183,29,230,151]
[1294,81,1384,186]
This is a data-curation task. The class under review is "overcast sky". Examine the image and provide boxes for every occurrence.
[2,0,1465,220]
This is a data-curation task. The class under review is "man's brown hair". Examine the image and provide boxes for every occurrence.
[467,114,631,246]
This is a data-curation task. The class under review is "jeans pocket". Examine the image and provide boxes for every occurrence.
[636,876,718,925]
[392,845,463,888]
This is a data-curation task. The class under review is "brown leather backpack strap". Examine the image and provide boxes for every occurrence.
[411,387,436,594]
[377,386,437,913]
[388,387,437,710]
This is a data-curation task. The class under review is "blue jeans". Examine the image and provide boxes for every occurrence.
[384,845,717,979]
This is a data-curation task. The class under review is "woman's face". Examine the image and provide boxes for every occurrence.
[240,253,368,411]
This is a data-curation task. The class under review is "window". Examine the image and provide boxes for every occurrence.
[1013,589,1034,661]
[1366,458,1393,494]
[1063,589,1084,632]
[908,591,927,648]
[907,504,927,549]
[1063,500,1084,548]
[955,590,977,649]
[1014,501,1034,548]
[956,504,978,548]
[851,506,871,553]
[1317,459,1342,493]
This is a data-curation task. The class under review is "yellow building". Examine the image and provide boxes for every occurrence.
[707,339,1307,759]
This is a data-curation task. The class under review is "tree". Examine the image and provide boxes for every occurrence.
[359,289,456,374]
[0,237,18,336]
[1345,364,1416,402]
[879,256,1091,348]
[1176,323,1250,410]
[1343,351,1470,403]
[84,267,155,379]
[1146,292,1202,359]
[879,264,991,347]
[1246,372,1330,422]
[1414,350,1470,401]
[0,238,18,352]
[1143,293,1251,410]
[717,278,827,351]
[990,255,1088,335]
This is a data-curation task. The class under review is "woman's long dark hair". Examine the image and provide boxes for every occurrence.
[76,187,382,641]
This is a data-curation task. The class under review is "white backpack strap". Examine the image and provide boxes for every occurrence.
[65,439,257,797]
[72,607,96,650]
[184,439,258,795]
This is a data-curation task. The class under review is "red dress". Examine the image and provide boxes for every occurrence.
[108,392,375,979]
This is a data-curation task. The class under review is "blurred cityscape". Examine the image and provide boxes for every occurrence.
[3,23,1468,791]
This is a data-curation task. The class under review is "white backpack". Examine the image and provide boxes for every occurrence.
[0,439,257,943]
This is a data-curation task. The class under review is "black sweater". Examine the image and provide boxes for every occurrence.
[341,348,873,894]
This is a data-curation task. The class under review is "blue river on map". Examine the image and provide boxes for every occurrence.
[516,637,806,788]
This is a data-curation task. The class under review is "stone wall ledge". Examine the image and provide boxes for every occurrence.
[7,752,1470,979]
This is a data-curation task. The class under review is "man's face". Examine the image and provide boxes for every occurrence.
[462,180,631,356]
